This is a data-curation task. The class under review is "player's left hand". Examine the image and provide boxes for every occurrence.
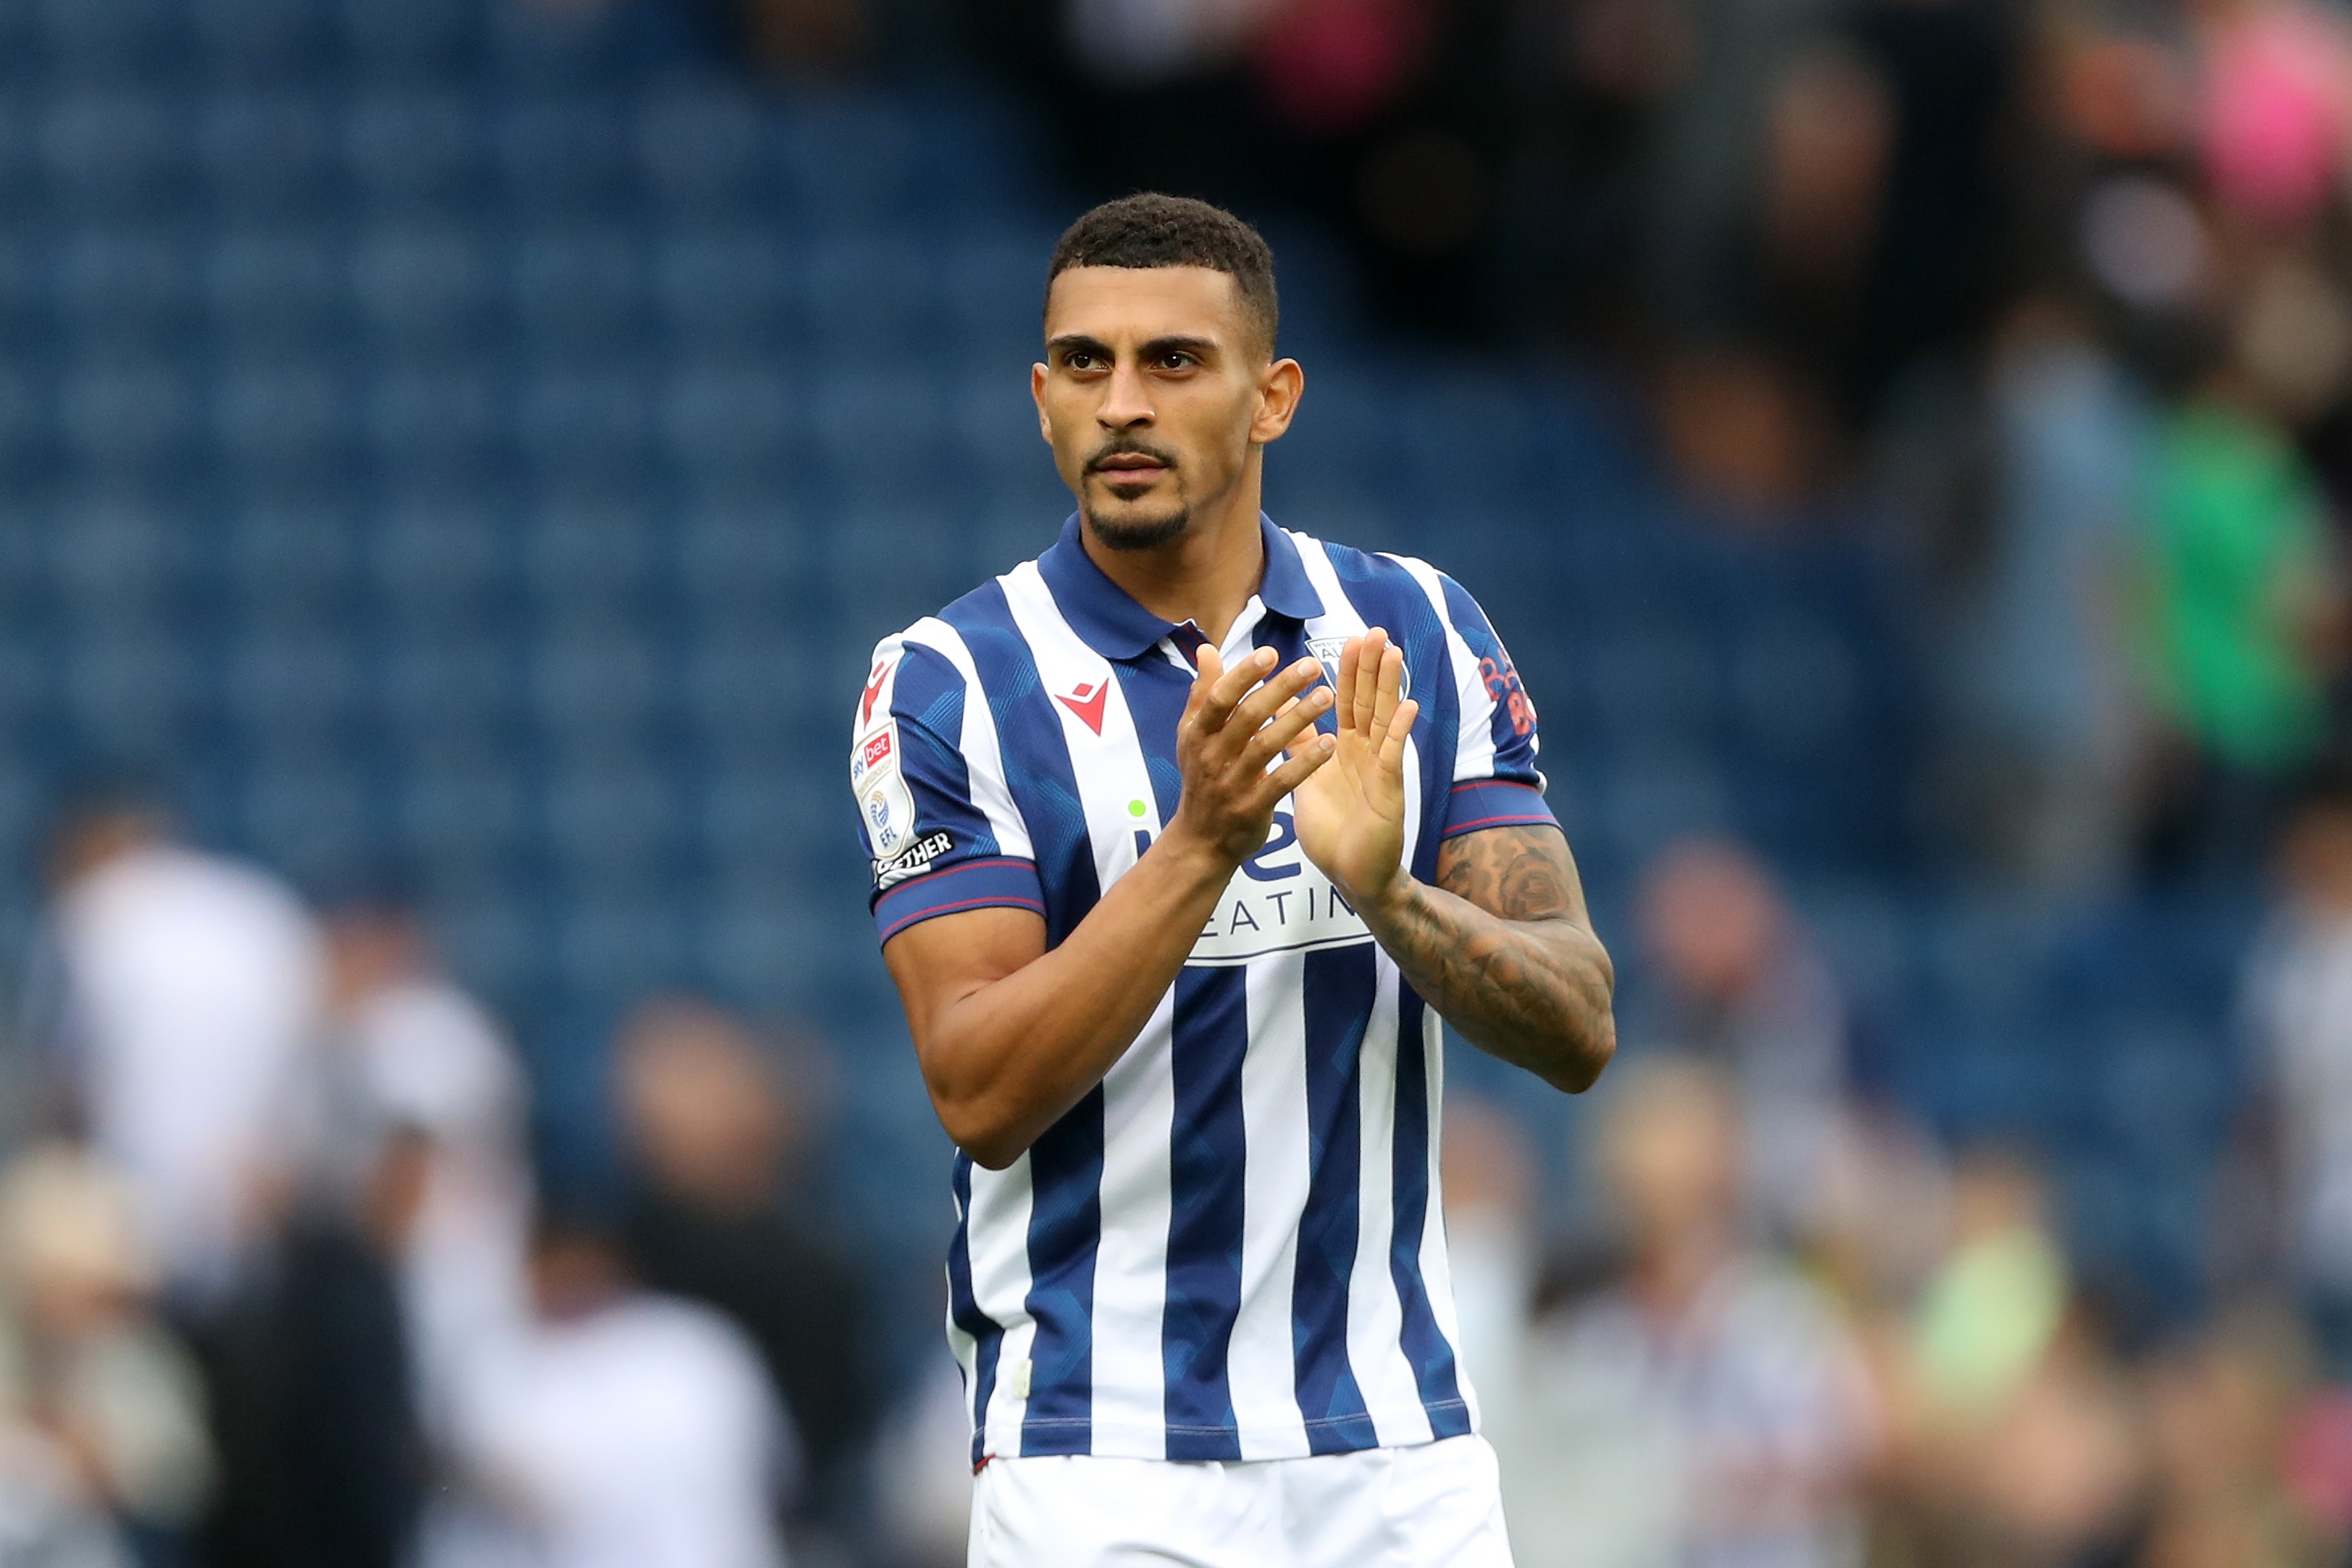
[1289,628,1420,913]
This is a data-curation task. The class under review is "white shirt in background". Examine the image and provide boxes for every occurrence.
[448,1294,794,1568]
[1500,1260,1874,1568]
[54,844,324,1299]
[2245,909,2352,1288]
[343,977,534,1436]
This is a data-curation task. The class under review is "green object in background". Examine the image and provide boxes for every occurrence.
[1913,1223,2069,1421]
[2141,399,2333,770]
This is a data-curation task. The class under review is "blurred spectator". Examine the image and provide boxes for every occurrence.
[2136,1310,2316,1568]
[1442,1097,1539,1445]
[308,880,531,1442]
[1634,835,1855,1240]
[1877,1152,2143,1568]
[614,999,870,1531]
[2241,763,2352,1363]
[442,1206,793,1568]
[2133,381,2342,876]
[867,1345,976,1568]
[0,1145,212,1566]
[1500,1056,1877,1567]
[2195,0,2352,232]
[197,1132,428,1568]
[22,780,324,1308]
[1940,303,2151,893]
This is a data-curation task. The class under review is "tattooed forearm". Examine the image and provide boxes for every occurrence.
[1360,825,1616,1092]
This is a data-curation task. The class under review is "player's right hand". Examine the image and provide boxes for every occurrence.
[1165,644,1335,868]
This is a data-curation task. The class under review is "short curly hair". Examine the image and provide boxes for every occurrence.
[1046,193,1279,353]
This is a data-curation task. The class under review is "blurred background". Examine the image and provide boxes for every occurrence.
[0,0,2346,1563]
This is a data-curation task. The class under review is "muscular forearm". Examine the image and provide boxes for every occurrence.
[902,832,1236,1168]
[1360,873,1616,1093]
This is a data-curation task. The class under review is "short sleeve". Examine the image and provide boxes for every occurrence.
[852,638,1044,945]
[1435,574,1559,843]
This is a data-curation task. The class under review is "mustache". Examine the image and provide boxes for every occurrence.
[1085,438,1179,474]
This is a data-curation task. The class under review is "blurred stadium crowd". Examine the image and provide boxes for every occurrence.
[2,0,2352,1565]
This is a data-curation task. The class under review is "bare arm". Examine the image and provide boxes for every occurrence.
[1361,825,1616,1092]
[1289,629,1616,1094]
[882,646,1334,1169]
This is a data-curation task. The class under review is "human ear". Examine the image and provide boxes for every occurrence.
[1251,358,1305,445]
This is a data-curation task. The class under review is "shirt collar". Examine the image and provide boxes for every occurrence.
[1035,513,1325,662]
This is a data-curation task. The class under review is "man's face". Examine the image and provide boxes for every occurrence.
[1033,265,1298,550]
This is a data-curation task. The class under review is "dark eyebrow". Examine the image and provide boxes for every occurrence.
[1044,333,1221,362]
[1140,336,1217,360]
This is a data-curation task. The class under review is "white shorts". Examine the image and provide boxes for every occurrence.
[968,1434,1516,1567]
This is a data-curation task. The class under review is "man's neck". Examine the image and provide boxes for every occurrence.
[1080,482,1266,648]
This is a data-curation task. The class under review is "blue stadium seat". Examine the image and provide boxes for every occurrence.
[518,498,658,611]
[235,759,374,874]
[203,228,349,345]
[699,880,844,1012]
[672,506,814,612]
[550,897,687,1001]
[198,90,339,211]
[697,767,813,866]
[1585,746,1735,866]
[632,84,770,215]
[512,364,653,473]
[50,228,192,339]
[938,234,1049,368]
[660,363,794,478]
[56,362,195,472]
[492,95,628,212]
[774,98,923,222]
[542,766,678,866]
[224,497,361,608]
[38,90,185,211]
[37,0,179,75]
[57,626,190,746]
[188,0,332,80]
[369,498,512,620]
[508,228,646,349]
[43,490,190,607]
[350,224,492,344]
[651,227,792,348]
[2093,1027,2232,1163]
[377,639,524,746]
[801,237,937,358]
[343,88,480,207]
[0,364,50,467]
[529,632,662,741]
[208,358,356,475]
[807,371,945,488]
[220,625,363,738]
[337,0,478,76]
[1724,613,1859,758]
[1576,621,1718,749]
[679,633,799,747]
[392,755,529,864]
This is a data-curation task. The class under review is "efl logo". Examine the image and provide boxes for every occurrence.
[1056,679,1109,736]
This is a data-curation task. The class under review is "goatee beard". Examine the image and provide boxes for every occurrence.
[1084,507,1191,552]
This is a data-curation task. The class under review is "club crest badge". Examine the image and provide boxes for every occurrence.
[1308,636,1408,700]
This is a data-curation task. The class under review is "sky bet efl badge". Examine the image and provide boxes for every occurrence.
[852,722,918,862]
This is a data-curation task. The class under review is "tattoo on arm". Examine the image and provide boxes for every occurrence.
[1368,825,1617,1091]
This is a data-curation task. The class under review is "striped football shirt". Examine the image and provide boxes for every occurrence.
[852,513,1556,1466]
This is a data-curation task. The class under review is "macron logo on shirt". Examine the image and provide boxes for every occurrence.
[1055,679,1109,735]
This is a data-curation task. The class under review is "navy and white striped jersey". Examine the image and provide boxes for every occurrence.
[851,514,1557,1466]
